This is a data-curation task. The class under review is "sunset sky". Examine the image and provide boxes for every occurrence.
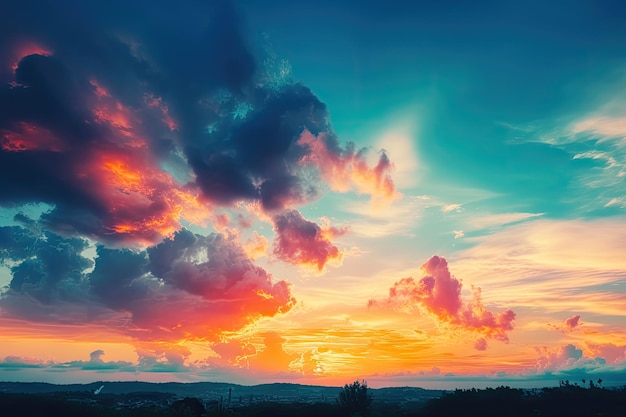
[1,0,625,389]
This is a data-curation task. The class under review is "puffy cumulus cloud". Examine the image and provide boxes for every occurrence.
[0,0,401,375]
[586,343,626,365]
[0,0,396,247]
[272,210,347,271]
[0,51,208,245]
[137,230,296,341]
[369,256,515,346]
[0,225,295,344]
[535,344,584,372]
[89,349,105,363]
[63,350,135,371]
[0,224,94,311]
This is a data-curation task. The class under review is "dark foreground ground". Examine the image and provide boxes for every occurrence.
[0,382,624,416]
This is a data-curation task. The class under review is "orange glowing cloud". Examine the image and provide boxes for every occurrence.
[90,81,137,140]
[369,256,515,347]
[298,130,400,207]
[244,231,269,260]
[134,231,297,342]
[79,150,208,245]
[32,78,208,244]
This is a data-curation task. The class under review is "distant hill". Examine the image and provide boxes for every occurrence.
[0,380,444,403]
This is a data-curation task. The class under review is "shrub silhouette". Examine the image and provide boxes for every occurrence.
[337,380,373,416]
[170,397,205,417]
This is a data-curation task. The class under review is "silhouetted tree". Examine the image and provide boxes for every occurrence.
[337,380,373,416]
[170,397,205,417]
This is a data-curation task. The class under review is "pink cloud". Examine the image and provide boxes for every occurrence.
[564,315,582,331]
[586,342,626,365]
[298,130,400,206]
[272,210,346,271]
[369,256,515,345]
[548,315,583,333]
[474,338,488,351]
[535,344,583,371]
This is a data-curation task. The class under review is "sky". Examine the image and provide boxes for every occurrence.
[0,0,625,389]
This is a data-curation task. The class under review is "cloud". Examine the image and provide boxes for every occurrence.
[248,332,297,373]
[369,256,515,345]
[466,212,544,230]
[0,0,398,247]
[272,210,346,271]
[548,314,583,333]
[452,219,626,316]
[0,355,47,368]
[0,52,209,245]
[0,0,409,373]
[572,116,626,141]
[604,197,626,208]
[89,349,105,363]
[0,0,426,383]
[564,315,582,332]
[243,231,269,260]
[535,344,584,372]
[298,130,400,208]
[442,204,462,213]
[0,225,295,344]
[64,350,135,371]
[0,351,136,372]
[586,343,626,365]
[474,338,488,351]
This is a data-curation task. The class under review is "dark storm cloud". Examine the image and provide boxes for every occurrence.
[89,246,149,309]
[0,225,91,300]
[0,0,393,344]
[0,224,104,323]
[147,229,294,306]
[0,225,39,260]
[0,0,373,242]
[186,82,334,211]
[0,225,295,341]
[0,0,259,241]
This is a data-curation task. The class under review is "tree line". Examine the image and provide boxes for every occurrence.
[0,380,624,417]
